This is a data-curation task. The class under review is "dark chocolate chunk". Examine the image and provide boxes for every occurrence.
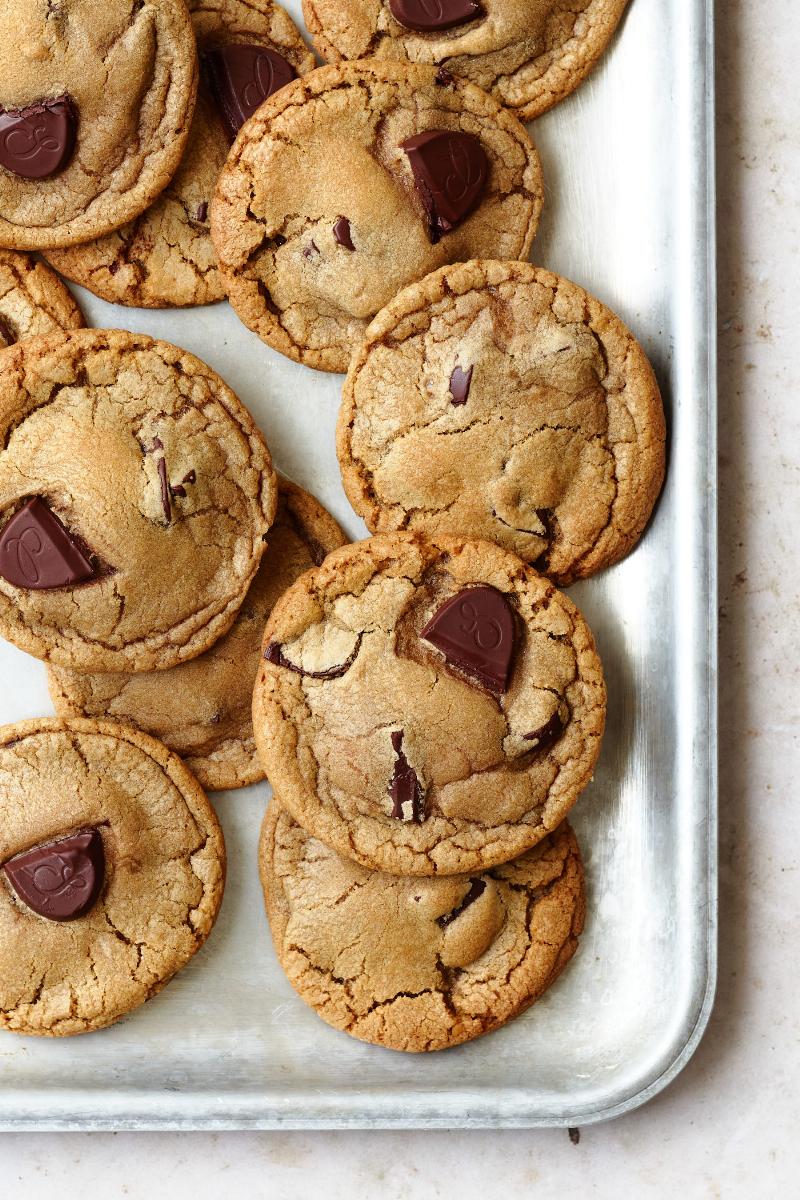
[0,314,17,347]
[437,878,486,927]
[524,711,565,751]
[3,828,104,921]
[303,240,320,260]
[449,364,473,405]
[389,0,483,33]
[435,66,457,86]
[196,201,208,223]
[401,129,488,243]
[0,97,77,180]
[0,498,94,590]
[389,730,425,822]
[333,216,355,250]
[205,45,296,141]
[421,585,516,694]
[156,457,171,523]
[264,634,361,679]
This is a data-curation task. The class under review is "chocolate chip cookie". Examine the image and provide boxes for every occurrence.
[252,532,605,875]
[0,249,83,351]
[48,479,346,791]
[303,0,629,120]
[0,718,225,1036]
[211,60,543,372]
[0,0,199,251]
[262,803,584,1051]
[46,1,315,308]
[338,260,665,586]
[0,328,277,673]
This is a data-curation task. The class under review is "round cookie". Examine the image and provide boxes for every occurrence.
[0,718,225,1037]
[252,532,606,876]
[302,0,629,121]
[45,1,315,308]
[338,260,665,586]
[48,479,346,791]
[210,60,543,372]
[0,250,83,350]
[0,0,199,251]
[0,328,277,673]
[262,803,584,1052]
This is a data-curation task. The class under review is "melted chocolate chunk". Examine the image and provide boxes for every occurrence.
[303,240,320,260]
[449,364,473,405]
[389,730,425,822]
[333,216,355,250]
[3,828,104,921]
[437,878,486,927]
[389,0,483,32]
[156,457,171,523]
[205,45,296,141]
[524,711,565,751]
[0,97,77,180]
[402,129,488,243]
[0,498,94,590]
[421,585,516,694]
[264,634,361,679]
[0,314,17,347]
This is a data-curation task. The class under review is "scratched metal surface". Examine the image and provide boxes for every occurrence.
[0,0,716,1128]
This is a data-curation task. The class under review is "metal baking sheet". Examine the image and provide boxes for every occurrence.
[0,0,716,1128]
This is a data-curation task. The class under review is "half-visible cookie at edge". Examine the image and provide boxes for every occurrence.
[0,328,277,673]
[253,532,606,876]
[0,718,225,1037]
[262,803,584,1052]
[338,260,665,586]
[46,1,315,308]
[0,250,83,350]
[49,479,346,791]
[211,60,543,372]
[0,0,198,250]
[303,0,629,120]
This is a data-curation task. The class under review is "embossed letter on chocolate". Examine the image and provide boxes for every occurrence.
[205,45,296,141]
[3,828,105,921]
[0,499,94,590]
[421,585,516,693]
[402,129,488,243]
[0,98,77,180]
[389,0,483,32]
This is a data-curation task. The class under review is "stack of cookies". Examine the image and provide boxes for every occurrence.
[0,0,665,1051]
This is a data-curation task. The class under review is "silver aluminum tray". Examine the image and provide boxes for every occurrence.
[0,0,716,1129]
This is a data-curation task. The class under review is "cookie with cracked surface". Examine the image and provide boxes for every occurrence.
[261,803,584,1051]
[48,478,346,791]
[210,60,543,372]
[0,328,277,673]
[45,1,315,308]
[303,0,629,121]
[0,249,83,350]
[338,260,665,586]
[253,532,605,875]
[0,0,198,252]
[0,718,224,1036]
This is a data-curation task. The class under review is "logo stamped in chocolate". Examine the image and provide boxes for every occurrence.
[389,0,483,32]
[421,585,516,693]
[3,828,105,922]
[401,129,488,243]
[205,45,296,141]
[0,98,77,180]
[0,498,95,590]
